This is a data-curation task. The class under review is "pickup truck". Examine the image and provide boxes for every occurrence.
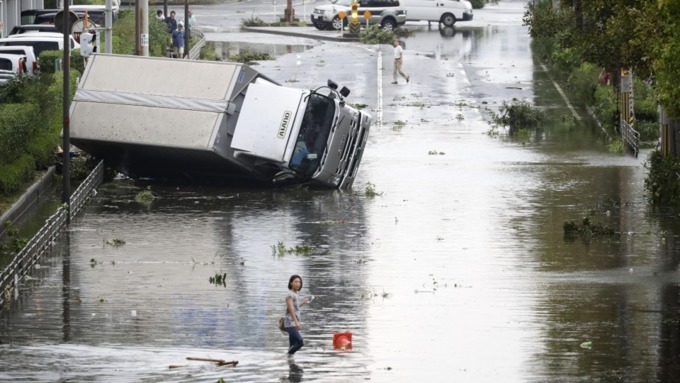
[68,54,372,189]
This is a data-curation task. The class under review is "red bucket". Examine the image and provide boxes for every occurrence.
[333,332,352,350]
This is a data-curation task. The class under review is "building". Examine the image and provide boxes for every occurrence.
[0,0,45,37]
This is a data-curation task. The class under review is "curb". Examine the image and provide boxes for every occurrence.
[241,26,359,42]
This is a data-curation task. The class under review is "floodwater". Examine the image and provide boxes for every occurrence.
[3,1,680,382]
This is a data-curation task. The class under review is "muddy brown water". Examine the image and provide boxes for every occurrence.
[3,1,680,382]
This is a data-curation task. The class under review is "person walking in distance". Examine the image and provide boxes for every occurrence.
[284,275,312,358]
[172,22,185,58]
[392,39,409,84]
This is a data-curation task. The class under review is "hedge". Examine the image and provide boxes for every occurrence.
[0,155,36,194]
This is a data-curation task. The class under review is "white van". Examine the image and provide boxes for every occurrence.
[403,0,473,26]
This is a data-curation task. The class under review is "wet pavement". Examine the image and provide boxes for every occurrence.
[3,1,680,382]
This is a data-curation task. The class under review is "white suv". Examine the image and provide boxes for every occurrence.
[311,0,407,31]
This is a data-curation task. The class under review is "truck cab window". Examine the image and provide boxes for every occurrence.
[289,92,335,176]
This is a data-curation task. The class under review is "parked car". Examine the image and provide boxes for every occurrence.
[9,24,59,35]
[0,46,39,75]
[311,0,406,31]
[403,0,473,26]
[0,53,30,84]
[21,5,116,27]
[0,53,28,73]
[1,33,80,57]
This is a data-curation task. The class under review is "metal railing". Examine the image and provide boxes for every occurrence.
[0,160,104,310]
[188,30,206,60]
[621,120,640,157]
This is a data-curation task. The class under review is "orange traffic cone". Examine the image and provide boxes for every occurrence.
[333,332,352,350]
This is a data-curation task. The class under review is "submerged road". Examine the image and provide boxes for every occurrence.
[3,1,680,382]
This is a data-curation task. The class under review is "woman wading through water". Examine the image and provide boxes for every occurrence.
[284,275,313,359]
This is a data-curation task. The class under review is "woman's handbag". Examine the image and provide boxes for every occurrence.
[278,317,286,332]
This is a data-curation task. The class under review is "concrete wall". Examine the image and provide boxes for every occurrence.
[0,166,56,241]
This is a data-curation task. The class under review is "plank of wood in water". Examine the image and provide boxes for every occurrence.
[186,357,239,367]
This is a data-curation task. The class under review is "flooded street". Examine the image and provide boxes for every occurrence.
[3,1,680,382]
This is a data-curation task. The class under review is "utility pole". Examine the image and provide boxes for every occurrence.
[62,0,71,222]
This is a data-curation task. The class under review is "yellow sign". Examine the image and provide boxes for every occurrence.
[364,11,371,19]
[338,11,346,19]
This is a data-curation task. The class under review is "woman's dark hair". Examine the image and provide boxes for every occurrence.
[288,275,303,290]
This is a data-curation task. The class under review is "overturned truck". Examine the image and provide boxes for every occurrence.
[69,54,372,189]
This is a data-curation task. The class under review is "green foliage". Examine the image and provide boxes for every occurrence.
[566,62,599,106]
[491,100,546,135]
[607,138,624,154]
[0,75,35,103]
[271,241,313,256]
[469,0,497,9]
[199,42,220,61]
[135,189,155,205]
[635,120,658,142]
[0,221,28,262]
[563,217,616,239]
[0,103,39,161]
[209,273,227,287]
[551,47,580,75]
[645,149,680,207]
[109,10,170,56]
[633,77,658,122]
[360,25,394,45]
[592,85,618,135]
[0,155,36,193]
[228,50,272,64]
[364,182,382,197]
[241,16,269,27]
[105,238,126,247]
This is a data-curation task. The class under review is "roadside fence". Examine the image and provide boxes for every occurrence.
[0,160,104,311]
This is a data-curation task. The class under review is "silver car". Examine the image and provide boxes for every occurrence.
[311,0,406,31]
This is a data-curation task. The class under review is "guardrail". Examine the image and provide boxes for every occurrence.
[621,120,640,157]
[0,160,104,310]
[188,30,206,60]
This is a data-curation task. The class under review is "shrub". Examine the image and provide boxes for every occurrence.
[645,149,680,207]
[551,47,580,76]
[567,62,599,106]
[0,155,36,193]
[592,85,618,135]
[492,100,546,135]
[199,42,220,61]
[636,120,659,142]
[0,103,39,161]
[360,25,395,44]
[228,49,272,64]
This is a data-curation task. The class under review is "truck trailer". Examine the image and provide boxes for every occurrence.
[68,54,372,189]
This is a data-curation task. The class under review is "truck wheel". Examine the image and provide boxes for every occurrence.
[381,18,396,30]
[441,13,456,27]
[332,16,345,30]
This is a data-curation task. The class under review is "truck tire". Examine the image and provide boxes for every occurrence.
[441,13,456,27]
[381,18,396,30]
